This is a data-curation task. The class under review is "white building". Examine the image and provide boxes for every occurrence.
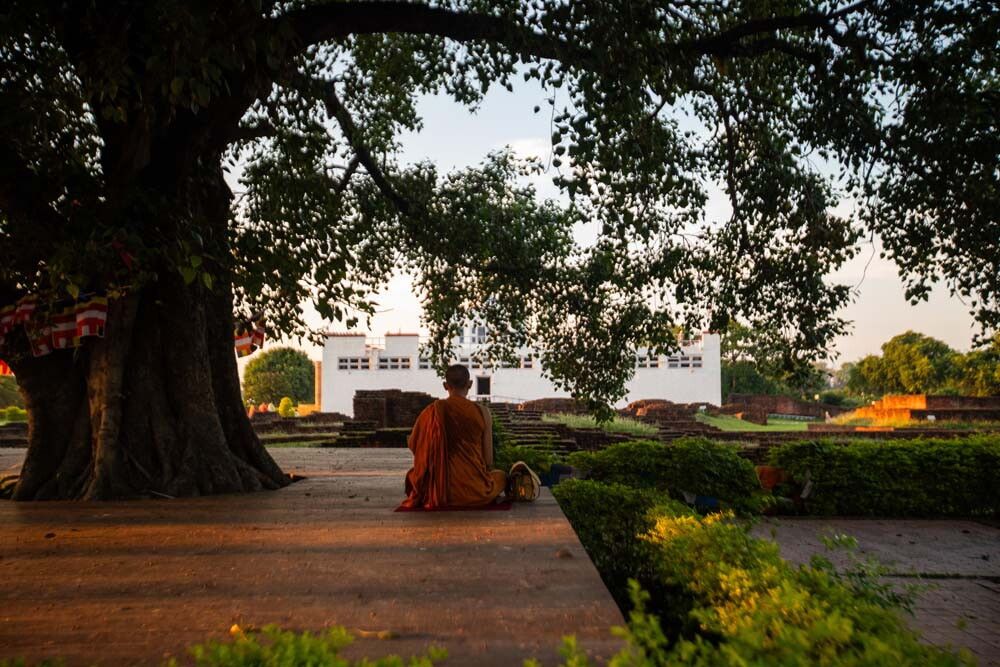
[320,327,722,416]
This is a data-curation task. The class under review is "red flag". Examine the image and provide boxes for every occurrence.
[0,305,16,336]
[234,327,253,357]
[250,321,265,348]
[75,295,109,340]
[12,295,38,325]
[50,308,77,350]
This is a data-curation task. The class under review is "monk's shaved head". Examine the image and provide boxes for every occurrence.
[444,364,471,389]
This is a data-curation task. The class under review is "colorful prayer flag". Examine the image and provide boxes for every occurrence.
[234,327,254,357]
[50,308,78,350]
[75,294,109,340]
[0,305,15,336]
[12,295,38,325]
[250,321,265,348]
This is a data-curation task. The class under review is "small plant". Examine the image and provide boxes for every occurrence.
[277,397,296,418]
[164,624,446,667]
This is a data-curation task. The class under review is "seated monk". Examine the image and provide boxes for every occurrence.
[400,364,507,509]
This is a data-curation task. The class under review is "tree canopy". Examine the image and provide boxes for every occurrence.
[242,347,315,406]
[3,0,998,415]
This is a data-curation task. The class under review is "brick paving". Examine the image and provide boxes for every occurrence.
[0,448,622,666]
[755,518,1000,665]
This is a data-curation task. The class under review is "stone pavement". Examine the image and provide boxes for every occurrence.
[755,518,1000,665]
[0,448,623,666]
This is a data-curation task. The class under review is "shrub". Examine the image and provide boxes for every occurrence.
[544,511,973,666]
[2,405,28,422]
[567,439,763,512]
[770,436,1000,516]
[552,479,689,618]
[494,444,554,474]
[242,347,314,406]
[0,375,24,409]
[277,397,296,418]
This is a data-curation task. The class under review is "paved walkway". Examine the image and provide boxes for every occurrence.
[0,448,623,666]
[755,518,1000,665]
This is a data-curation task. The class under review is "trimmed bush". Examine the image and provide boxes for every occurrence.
[770,436,1000,516]
[552,479,688,618]
[2,406,28,422]
[277,397,296,418]
[567,438,763,512]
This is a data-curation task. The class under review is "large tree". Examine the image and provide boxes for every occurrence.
[1,1,996,499]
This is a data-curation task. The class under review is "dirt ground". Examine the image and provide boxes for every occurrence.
[0,448,623,666]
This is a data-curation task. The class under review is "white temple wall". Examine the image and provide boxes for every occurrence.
[320,332,723,416]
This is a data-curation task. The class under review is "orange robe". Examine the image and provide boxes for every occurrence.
[401,396,506,508]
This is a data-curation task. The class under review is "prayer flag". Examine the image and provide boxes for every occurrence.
[234,327,253,357]
[50,308,78,350]
[75,294,109,340]
[0,305,16,336]
[250,321,265,348]
[12,295,38,325]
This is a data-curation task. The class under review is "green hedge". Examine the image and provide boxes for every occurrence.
[770,436,1000,516]
[552,479,688,618]
[552,479,973,666]
[566,439,763,513]
[2,406,27,422]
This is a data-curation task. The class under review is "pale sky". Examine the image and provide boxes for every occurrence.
[237,79,979,368]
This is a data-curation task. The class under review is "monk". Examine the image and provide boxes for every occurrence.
[400,364,507,509]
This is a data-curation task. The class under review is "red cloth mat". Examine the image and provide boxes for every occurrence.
[395,501,512,512]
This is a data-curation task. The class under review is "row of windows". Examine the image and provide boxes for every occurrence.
[339,356,534,371]
[340,355,702,371]
[636,354,703,369]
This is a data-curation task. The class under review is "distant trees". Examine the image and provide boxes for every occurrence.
[722,327,1000,401]
[242,348,315,407]
[720,323,828,401]
[845,332,1000,398]
[0,376,23,409]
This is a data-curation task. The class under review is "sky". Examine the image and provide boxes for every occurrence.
[241,79,980,368]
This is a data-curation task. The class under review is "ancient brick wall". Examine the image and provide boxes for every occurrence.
[726,394,849,418]
[353,389,436,428]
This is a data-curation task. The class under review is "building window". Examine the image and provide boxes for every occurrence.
[476,376,491,396]
[691,355,703,368]
[637,354,660,369]
[418,357,431,370]
[377,356,411,370]
[521,356,534,369]
[666,356,679,368]
[337,357,369,370]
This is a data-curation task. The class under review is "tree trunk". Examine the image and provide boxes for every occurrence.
[4,164,290,501]
[5,276,289,500]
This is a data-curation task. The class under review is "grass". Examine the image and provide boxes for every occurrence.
[541,413,659,436]
[832,414,1000,430]
[696,413,809,432]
